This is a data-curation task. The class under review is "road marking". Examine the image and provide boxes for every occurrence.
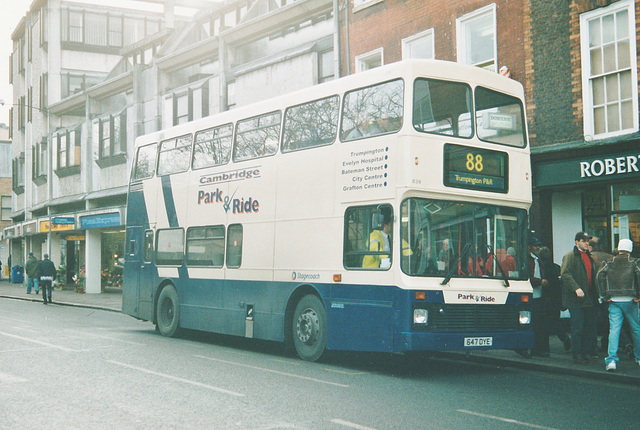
[107,360,245,397]
[457,409,561,430]
[66,329,145,345]
[0,330,77,352]
[331,419,379,430]
[195,355,350,388]
[0,371,28,383]
[324,368,366,375]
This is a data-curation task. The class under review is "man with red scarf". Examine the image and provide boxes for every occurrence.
[561,231,598,364]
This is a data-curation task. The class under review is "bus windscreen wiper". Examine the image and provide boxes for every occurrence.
[486,244,510,288]
[441,242,470,286]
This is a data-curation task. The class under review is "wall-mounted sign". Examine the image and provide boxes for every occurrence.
[52,216,75,225]
[40,220,74,232]
[535,150,640,187]
[79,212,121,229]
[24,222,37,235]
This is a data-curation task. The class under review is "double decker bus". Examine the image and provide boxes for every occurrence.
[123,60,533,361]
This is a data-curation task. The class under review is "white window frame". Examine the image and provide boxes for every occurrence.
[355,48,384,73]
[353,0,383,12]
[402,29,435,60]
[456,4,497,72]
[580,0,638,139]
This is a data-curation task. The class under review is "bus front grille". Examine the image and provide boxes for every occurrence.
[420,304,521,331]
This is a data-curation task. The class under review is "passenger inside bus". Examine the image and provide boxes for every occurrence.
[362,212,392,269]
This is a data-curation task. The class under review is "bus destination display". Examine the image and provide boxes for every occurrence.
[443,144,508,193]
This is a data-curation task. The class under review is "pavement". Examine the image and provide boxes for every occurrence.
[1,277,639,385]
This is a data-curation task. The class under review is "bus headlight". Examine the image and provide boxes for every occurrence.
[519,310,531,325]
[414,308,428,325]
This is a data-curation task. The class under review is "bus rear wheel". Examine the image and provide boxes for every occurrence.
[156,285,180,337]
[292,295,327,361]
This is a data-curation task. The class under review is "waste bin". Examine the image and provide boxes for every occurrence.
[11,265,24,283]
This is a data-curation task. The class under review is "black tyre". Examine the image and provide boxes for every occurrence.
[292,294,327,361]
[156,285,180,337]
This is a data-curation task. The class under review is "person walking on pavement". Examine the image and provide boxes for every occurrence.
[561,231,599,364]
[37,254,57,305]
[538,246,572,353]
[25,252,40,295]
[529,236,550,357]
[596,238,640,371]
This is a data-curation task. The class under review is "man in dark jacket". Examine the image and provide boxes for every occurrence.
[596,238,640,371]
[561,231,598,364]
[37,254,57,305]
[25,252,40,294]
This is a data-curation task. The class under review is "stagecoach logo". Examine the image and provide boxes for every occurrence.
[292,272,321,281]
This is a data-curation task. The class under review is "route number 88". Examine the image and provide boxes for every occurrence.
[466,153,483,172]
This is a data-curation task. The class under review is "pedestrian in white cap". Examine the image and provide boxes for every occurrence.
[596,238,640,371]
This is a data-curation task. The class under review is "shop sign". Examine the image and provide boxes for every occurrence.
[40,220,74,232]
[66,235,86,241]
[4,227,15,238]
[24,222,37,235]
[535,150,640,187]
[79,212,121,229]
[52,216,75,225]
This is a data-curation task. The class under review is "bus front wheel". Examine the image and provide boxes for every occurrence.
[156,285,180,337]
[292,295,327,361]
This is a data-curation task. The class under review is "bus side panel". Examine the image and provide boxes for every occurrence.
[122,226,142,318]
[179,278,289,342]
[325,283,396,352]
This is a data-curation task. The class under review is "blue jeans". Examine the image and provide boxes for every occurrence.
[27,277,39,294]
[606,301,640,363]
[569,306,597,358]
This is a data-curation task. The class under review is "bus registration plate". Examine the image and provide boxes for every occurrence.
[464,337,493,347]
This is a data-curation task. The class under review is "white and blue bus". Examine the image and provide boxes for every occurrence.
[123,60,534,361]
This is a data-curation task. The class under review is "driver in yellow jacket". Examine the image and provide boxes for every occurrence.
[363,220,392,268]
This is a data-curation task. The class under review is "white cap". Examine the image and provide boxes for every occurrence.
[618,239,633,253]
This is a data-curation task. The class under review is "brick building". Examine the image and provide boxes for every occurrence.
[340,0,640,259]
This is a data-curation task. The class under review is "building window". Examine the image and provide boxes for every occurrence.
[1,196,11,221]
[39,73,48,111]
[1,195,12,222]
[33,139,48,181]
[318,49,334,83]
[169,81,209,126]
[402,29,435,60]
[61,8,160,48]
[12,153,25,194]
[457,4,497,72]
[353,0,383,11]
[18,96,26,131]
[580,0,637,138]
[226,81,236,110]
[98,110,127,161]
[55,127,81,173]
[355,48,383,73]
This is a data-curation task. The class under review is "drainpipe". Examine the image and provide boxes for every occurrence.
[343,0,350,75]
[333,0,340,78]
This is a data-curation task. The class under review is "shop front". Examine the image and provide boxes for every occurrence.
[79,211,125,293]
[533,147,640,262]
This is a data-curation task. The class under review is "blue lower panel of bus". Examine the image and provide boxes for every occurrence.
[396,330,534,352]
[125,272,533,353]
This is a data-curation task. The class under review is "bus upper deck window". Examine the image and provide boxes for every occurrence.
[475,86,526,148]
[341,79,404,142]
[413,78,473,138]
[133,143,158,180]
